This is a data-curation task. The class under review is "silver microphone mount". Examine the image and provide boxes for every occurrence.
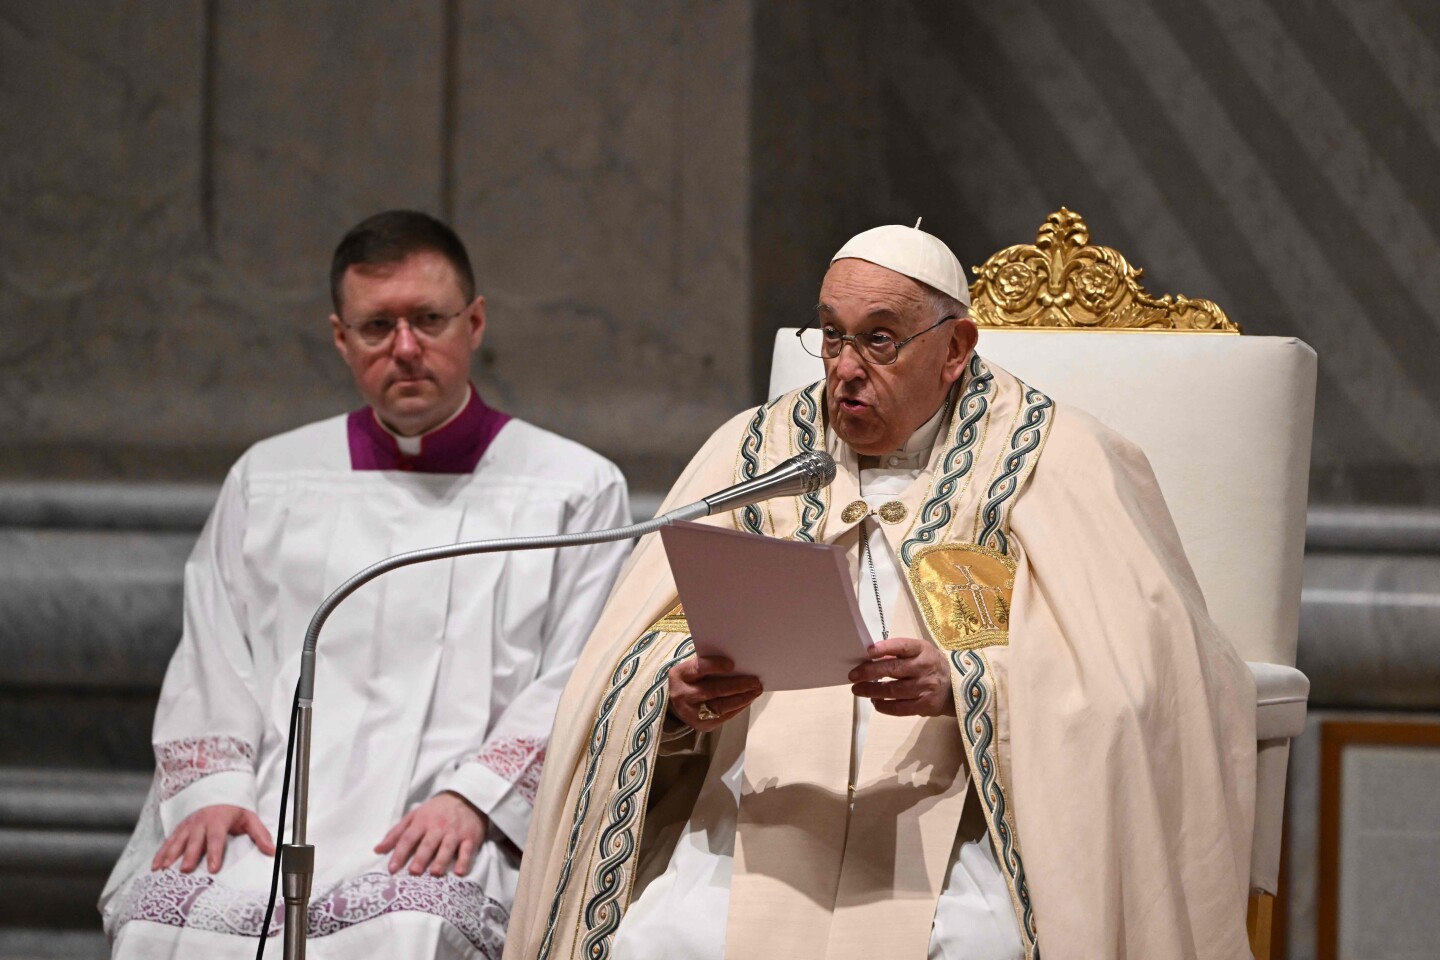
[273,449,834,958]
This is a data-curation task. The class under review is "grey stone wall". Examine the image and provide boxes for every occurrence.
[0,0,750,491]
[455,2,752,489]
[752,0,1440,506]
[4,1,1439,503]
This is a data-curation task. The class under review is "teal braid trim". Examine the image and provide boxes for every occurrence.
[953,650,1039,954]
[901,355,994,566]
[738,403,768,535]
[579,637,696,959]
[791,381,826,542]
[976,386,1054,555]
[537,629,664,960]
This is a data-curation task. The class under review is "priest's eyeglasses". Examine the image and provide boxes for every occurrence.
[342,306,469,346]
[798,315,956,365]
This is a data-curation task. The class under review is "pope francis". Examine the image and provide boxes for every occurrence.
[503,224,1257,960]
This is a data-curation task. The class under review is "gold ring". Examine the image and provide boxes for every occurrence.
[696,702,720,722]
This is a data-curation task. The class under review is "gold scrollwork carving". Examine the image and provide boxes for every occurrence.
[969,208,1239,332]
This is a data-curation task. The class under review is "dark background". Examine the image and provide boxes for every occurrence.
[3,0,1438,502]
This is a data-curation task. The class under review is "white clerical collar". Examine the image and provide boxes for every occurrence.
[871,393,950,470]
[857,392,953,498]
[375,389,471,455]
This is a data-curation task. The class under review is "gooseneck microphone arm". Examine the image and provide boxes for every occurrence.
[292,448,837,704]
[270,450,835,959]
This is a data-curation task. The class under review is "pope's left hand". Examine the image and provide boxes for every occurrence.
[375,790,488,877]
[849,636,956,717]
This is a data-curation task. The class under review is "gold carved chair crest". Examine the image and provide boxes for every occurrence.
[968,208,1240,333]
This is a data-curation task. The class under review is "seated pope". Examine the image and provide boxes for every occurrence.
[501,225,1257,960]
[100,210,632,958]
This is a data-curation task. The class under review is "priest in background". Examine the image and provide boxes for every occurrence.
[101,210,632,959]
[504,224,1256,960]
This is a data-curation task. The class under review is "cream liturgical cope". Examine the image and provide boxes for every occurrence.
[503,357,1257,960]
[101,389,631,959]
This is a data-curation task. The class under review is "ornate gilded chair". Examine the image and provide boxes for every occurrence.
[768,209,1314,960]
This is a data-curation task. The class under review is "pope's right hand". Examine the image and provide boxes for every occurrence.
[667,655,763,732]
[152,804,276,874]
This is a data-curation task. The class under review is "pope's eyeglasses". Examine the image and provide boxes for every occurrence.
[798,314,956,366]
[341,306,469,347]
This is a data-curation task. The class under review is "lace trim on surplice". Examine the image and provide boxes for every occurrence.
[472,735,547,805]
[155,735,256,802]
[113,869,508,957]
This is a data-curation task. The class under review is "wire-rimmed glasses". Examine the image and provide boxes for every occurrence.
[797,314,956,365]
[341,305,469,347]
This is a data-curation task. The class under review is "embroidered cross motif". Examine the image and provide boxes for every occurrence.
[907,543,1017,652]
[944,564,1011,637]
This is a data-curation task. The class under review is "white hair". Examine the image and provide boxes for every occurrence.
[925,285,970,322]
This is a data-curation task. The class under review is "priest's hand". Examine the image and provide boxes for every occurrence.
[376,790,488,877]
[849,636,956,717]
[668,655,763,732]
[152,804,276,874]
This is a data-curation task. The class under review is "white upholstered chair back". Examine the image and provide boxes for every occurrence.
[770,329,1316,668]
[768,210,1315,956]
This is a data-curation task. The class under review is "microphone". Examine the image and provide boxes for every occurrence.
[275,447,836,958]
[674,450,837,519]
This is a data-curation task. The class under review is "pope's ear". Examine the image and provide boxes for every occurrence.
[949,316,979,377]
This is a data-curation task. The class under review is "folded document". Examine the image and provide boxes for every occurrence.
[659,521,873,691]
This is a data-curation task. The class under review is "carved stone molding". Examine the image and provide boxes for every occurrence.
[969,208,1240,332]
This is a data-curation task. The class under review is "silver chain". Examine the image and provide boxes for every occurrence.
[860,519,889,641]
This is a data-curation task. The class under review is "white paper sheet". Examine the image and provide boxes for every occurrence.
[659,520,874,691]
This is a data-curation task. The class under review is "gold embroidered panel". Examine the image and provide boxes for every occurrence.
[908,543,1017,652]
[648,603,689,635]
[969,208,1240,333]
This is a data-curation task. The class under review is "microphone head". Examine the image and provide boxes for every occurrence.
[698,449,838,518]
[792,450,837,492]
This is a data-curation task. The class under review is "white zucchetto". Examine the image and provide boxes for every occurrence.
[831,222,971,307]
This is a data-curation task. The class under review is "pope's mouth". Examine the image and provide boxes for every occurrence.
[838,398,868,413]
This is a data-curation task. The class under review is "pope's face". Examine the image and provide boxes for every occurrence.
[330,251,485,437]
[819,259,977,456]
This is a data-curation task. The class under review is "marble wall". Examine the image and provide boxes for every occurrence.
[753,0,1440,506]
[0,0,750,490]
[2,0,1437,500]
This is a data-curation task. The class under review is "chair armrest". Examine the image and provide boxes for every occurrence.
[1250,661,1309,740]
[1246,661,1308,897]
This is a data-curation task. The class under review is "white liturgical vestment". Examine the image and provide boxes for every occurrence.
[101,390,631,960]
[612,398,1023,960]
[506,360,1256,960]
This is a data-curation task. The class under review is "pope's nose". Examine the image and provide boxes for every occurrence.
[830,340,870,382]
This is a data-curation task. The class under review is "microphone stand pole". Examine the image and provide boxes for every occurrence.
[279,501,707,959]
[277,448,833,957]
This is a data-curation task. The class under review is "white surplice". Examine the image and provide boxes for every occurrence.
[613,399,1022,960]
[101,410,631,959]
